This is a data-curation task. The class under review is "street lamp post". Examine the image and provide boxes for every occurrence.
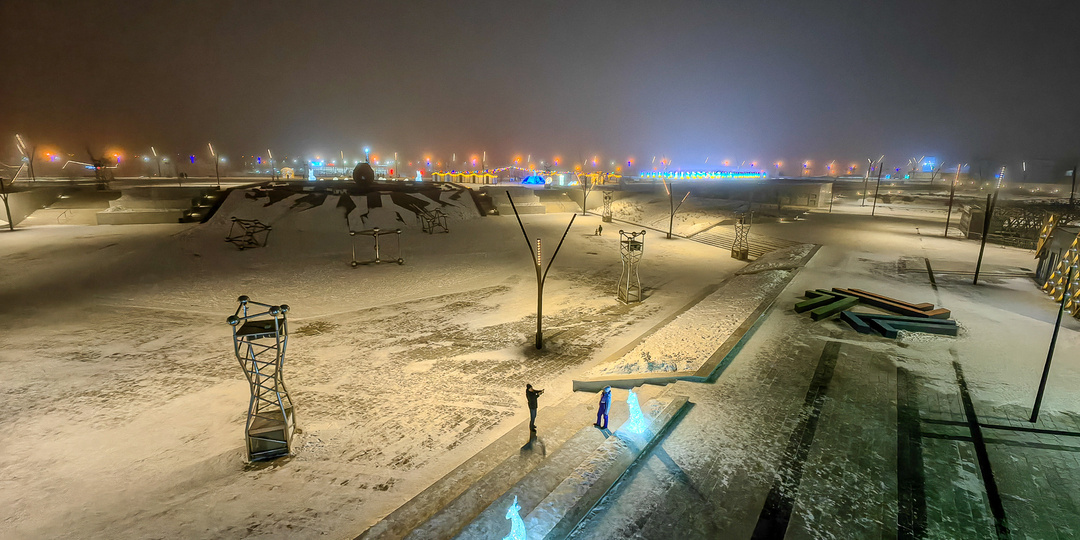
[267,149,275,181]
[1070,165,1077,207]
[1030,266,1074,423]
[871,159,886,216]
[944,164,963,237]
[152,146,162,178]
[209,143,221,189]
[507,192,576,349]
[973,167,1005,285]
[15,135,36,183]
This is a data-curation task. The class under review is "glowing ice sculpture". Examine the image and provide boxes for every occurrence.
[416,170,423,182]
[621,389,649,435]
[502,495,526,540]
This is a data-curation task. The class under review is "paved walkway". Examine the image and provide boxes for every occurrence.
[566,240,1080,539]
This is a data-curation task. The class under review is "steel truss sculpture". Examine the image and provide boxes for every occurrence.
[225,217,272,250]
[732,211,752,260]
[349,227,404,266]
[227,296,295,461]
[1042,232,1080,318]
[601,190,613,223]
[618,230,646,303]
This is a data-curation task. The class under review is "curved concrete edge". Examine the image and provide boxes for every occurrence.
[573,244,822,391]
[572,372,702,393]
[525,395,691,540]
[696,243,821,381]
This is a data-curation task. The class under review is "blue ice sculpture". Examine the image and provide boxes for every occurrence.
[621,389,649,435]
[502,495,526,540]
[415,170,423,182]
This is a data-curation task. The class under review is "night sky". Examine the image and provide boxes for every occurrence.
[2,0,1078,170]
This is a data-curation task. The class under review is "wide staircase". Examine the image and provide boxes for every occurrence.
[357,386,689,540]
[689,223,802,260]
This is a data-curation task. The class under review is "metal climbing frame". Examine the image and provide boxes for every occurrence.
[602,190,613,223]
[618,229,646,303]
[732,211,752,260]
[420,208,450,234]
[349,227,405,266]
[225,217,272,250]
[227,296,295,461]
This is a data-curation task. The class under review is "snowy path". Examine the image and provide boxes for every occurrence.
[568,204,1080,539]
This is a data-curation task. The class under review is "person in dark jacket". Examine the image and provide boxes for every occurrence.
[526,384,544,432]
[595,386,611,429]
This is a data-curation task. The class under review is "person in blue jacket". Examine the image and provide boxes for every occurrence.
[594,386,612,429]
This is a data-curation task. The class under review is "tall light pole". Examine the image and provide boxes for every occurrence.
[15,134,36,183]
[863,155,883,207]
[1069,164,1077,207]
[871,159,886,216]
[507,192,576,349]
[151,146,162,177]
[944,164,964,237]
[209,143,220,189]
[1030,266,1074,423]
[267,149,275,180]
[662,179,690,239]
[973,166,1005,285]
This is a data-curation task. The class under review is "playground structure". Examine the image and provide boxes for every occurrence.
[601,190,613,223]
[731,211,751,260]
[225,217,272,250]
[618,229,646,303]
[226,296,295,461]
[420,208,450,234]
[349,227,404,266]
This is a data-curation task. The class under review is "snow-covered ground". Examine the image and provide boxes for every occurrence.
[610,193,747,237]
[0,188,746,539]
[3,189,1078,539]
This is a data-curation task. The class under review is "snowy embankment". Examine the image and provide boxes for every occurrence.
[609,194,746,237]
[588,243,816,376]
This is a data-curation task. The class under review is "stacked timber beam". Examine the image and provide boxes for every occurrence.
[794,287,957,339]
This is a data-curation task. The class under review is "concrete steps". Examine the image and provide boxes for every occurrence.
[689,225,801,260]
[357,392,594,540]
[451,391,687,540]
[357,386,691,540]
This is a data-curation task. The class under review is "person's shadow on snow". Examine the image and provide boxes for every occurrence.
[521,430,545,457]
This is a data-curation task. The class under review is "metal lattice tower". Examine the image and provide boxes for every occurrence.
[602,190,613,223]
[618,230,646,303]
[227,296,295,461]
[732,211,752,260]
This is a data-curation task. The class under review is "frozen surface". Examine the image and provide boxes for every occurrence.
[0,190,743,540]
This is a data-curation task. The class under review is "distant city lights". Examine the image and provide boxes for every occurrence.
[639,170,767,180]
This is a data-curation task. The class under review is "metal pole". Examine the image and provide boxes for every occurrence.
[668,182,674,239]
[215,159,221,190]
[944,164,960,237]
[535,238,543,348]
[829,181,835,213]
[973,191,998,285]
[0,176,13,231]
[1070,165,1077,207]
[871,160,885,216]
[1031,266,1074,423]
[862,159,871,206]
